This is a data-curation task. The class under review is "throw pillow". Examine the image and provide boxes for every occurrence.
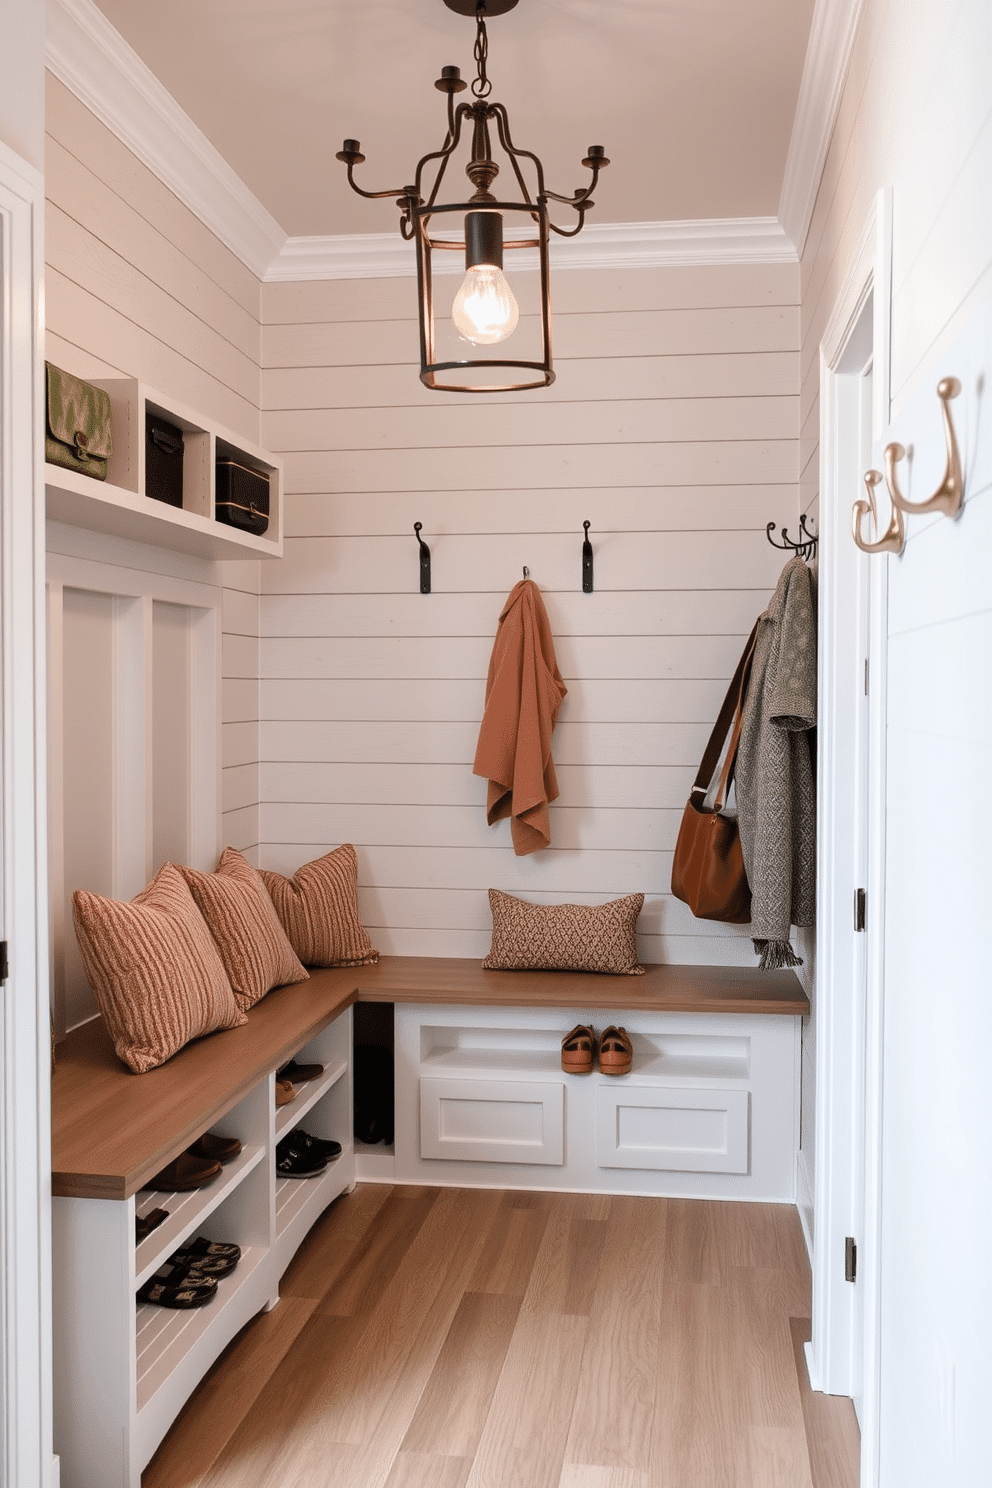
[260,843,379,968]
[72,863,247,1074]
[180,847,310,1010]
[482,888,646,975]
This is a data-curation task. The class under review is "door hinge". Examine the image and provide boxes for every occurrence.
[865,658,870,696]
[845,1235,858,1283]
[855,888,866,932]
[0,941,8,982]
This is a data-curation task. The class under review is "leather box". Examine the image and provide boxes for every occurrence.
[216,457,269,536]
[145,414,185,507]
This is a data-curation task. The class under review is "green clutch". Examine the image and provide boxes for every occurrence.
[45,362,112,481]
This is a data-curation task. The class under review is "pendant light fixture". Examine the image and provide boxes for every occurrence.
[337,0,609,392]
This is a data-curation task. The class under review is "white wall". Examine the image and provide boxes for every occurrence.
[44,75,266,918]
[801,1,992,1482]
[0,0,43,170]
[259,263,801,965]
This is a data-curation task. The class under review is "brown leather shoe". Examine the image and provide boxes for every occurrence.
[561,1024,596,1075]
[143,1152,222,1192]
[275,1077,296,1107]
[278,1059,324,1083]
[598,1025,633,1076]
[188,1131,242,1165]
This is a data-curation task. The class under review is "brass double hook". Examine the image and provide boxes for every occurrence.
[853,376,964,555]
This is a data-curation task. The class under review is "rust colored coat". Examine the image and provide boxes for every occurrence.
[473,579,567,855]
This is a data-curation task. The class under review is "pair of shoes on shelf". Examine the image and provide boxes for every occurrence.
[278,1058,324,1084]
[136,1236,242,1310]
[142,1128,242,1193]
[275,1128,342,1180]
[560,1024,633,1076]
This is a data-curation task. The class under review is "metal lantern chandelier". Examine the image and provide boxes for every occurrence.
[336,0,609,392]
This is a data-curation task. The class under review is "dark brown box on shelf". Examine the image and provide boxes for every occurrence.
[145,413,185,507]
[216,457,269,536]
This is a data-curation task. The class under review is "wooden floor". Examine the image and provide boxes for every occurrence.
[143,1184,860,1488]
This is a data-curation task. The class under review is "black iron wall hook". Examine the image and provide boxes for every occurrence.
[581,520,594,592]
[766,514,818,561]
[414,522,431,593]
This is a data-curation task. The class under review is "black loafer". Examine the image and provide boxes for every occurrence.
[275,1138,326,1179]
[282,1128,342,1164]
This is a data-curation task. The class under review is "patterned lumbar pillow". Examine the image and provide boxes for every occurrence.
[260,843,379,968]
[72,863,247,1074]
[483,888,646,974]
[180,847,310,1010]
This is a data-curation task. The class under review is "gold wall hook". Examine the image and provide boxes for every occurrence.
[885,376,963,517]
[852,468,906,555]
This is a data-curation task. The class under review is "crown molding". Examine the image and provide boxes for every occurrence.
[264,217,797,282]
[46,0,285,278]
[778,0,869,258]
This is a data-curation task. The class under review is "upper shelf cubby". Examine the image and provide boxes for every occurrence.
[45,378,284,561]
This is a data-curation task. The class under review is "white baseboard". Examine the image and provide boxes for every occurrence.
[796,1149,815,1265]
[355,1145,396,1183]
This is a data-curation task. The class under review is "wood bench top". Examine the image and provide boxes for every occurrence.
[51,955,807,1201]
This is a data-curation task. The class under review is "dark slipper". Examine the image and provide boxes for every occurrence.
[188,1131,242,1164]
[169,1237,241,1273]
[135,1208,169,1244]
[143,1152,222,1193]
[137,1274,217,1309]
[278,1059,324,1083]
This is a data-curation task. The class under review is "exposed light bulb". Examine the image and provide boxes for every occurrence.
[452,264,519,345]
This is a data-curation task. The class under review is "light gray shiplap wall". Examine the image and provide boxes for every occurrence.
[260,262,801,965]
[45,75,263,865]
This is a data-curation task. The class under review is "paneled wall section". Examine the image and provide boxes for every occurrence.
[259,263,801,965]
[44,74,263,870]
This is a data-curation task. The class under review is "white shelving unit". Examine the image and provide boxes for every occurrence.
[52,1008,353,1488]
[45,378,283,560]
[394,1002,802,1202]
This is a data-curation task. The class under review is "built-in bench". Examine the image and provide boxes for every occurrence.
[51,955,808,1488]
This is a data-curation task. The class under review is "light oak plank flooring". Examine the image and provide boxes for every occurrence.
[143,1185,858,1488]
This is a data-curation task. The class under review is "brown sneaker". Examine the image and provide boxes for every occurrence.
[598,1025,632,1076]
[561,1024,596,1075]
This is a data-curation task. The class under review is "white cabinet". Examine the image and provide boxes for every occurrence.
[45,378,283,560]
[52,1006,353,1488]
[395,1002,801,1202]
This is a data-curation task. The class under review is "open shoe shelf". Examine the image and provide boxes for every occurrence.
[45,378,283,560]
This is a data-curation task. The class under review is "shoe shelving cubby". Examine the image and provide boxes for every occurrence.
[51,972,358,1488]
[394,1000,803,1201]
[45,377,283,561]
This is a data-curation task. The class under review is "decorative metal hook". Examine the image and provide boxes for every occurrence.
[522,565,530,579]
[852,469,905,555]
[582,520,594,592]
[414,522,431,593]
[884,377,963,518]
[766,514,818,561]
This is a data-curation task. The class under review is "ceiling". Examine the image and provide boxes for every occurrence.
[90,0,816,241]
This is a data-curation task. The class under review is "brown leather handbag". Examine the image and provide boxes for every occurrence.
[670,624,757,924]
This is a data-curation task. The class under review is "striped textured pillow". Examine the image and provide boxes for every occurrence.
[261,843,379,968]
[483,889,646,974]
[180,847,309,1010]
[72,863,247,1074]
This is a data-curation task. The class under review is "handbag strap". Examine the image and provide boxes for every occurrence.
[691,622,759,812]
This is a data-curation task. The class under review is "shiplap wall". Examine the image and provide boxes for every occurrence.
[45,74,263,867]
[800,1,991,1481]
[259,262,801,965]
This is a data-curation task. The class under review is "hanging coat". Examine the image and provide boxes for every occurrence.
[473,578,567,856]
[735,555,817,969]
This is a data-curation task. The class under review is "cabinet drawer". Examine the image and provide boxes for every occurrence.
[420,1076,564,1164]
[596,1084,749,1174]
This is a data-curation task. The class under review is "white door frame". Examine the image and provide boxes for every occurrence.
[811,187,892,1487]
[0,140,55,1486]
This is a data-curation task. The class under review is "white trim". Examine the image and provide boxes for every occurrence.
[779,0,869,258]
[814,186,891,1487]
[796,1147,815,1265]
[46,0,284,279]
[264,217,797,282]
[0,136,55,1487]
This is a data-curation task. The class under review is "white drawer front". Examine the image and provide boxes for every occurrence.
[420,1076,564,1164]
[596,1084,750,1174]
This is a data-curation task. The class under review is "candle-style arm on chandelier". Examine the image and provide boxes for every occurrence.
[337,0,610,392]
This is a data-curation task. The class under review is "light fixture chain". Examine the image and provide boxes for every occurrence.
[472,6,492,98]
